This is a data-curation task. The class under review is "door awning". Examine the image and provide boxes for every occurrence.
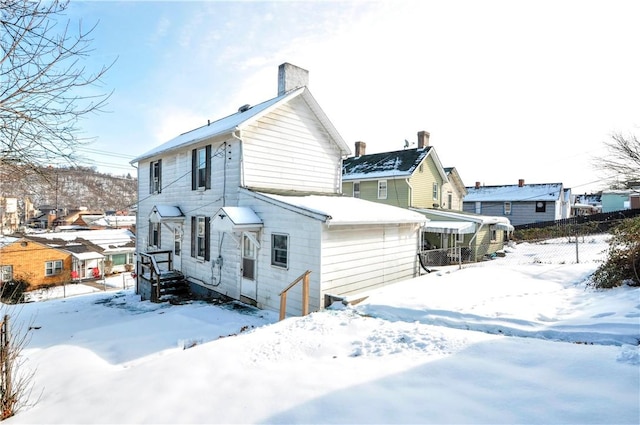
[212,207,263,232]
[423,221,476,234]
[149,205,185,223]
[70,251,105,261]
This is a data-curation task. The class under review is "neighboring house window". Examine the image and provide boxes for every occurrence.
[149,221,161,248]
[432,182,438,200]
[45,260,63,276]
[0,265,13,283]
[475,202,481,214]
[447,193,452,209]
[353,182,360,198]
[192,145,212,190]
[242,234,256,280]
[491,229,497,241]
[110,254,126,266]
[191,216,210,261]
[174,228,181,256]
[149,160,162,194]
[504,202,512,215]
[378,180,387,199]
[536,201,546,213]
[419,164,424,173]
[456,233,465,243]
[271,233,288,268]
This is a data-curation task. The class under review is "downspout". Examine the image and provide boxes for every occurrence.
[468,223,484,263]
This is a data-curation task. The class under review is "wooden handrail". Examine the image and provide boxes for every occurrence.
[279,270,311,321]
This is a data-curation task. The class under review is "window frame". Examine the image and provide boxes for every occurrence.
[353,181,360,198]
[149,159,162,194]
[504,202,512,215]
[535,201,546,213]
[271,233,289,269]
[432,182,439,200]
[377,180,387,200]
[45,260,63,276]
[475,201,482,214]
[0,265,13,283]
[149,221,161,249]
[192,145,212,191]
[190,216,210,261]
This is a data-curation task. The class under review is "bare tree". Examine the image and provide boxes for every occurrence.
[0,0,113,177]
[596,132,640,189]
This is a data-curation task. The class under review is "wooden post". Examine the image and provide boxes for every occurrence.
[302,272,309,316]
[279,292,287,321]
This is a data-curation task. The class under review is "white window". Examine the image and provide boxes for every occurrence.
[353,182,360,198]
[45,260,63,276]
[149,221,161,249]
[504,202,512,215]
[475,201,482,214]
[192,145,211,191]
[456,233,465,243]
[196,217,206,259]
[174,228,181,256]
[378,180,387,199]
[271,233,288,268]
[0,265,13,283]
[149,160,161,194]
[432,182,438,200]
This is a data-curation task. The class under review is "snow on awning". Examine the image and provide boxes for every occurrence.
[423,221,476,234]
[492,222,514,231]
[211,207,263,233]
[149,205,185,223]
[70,251,105,261]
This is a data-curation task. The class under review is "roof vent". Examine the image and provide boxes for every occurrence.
[238,104,251,113]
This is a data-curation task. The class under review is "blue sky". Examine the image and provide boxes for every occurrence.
[65,0,639,193]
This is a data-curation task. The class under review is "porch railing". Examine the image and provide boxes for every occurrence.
[278,270,311,321]
[138,250,173,302]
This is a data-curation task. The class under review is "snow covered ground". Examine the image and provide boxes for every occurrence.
[3,234,639,424]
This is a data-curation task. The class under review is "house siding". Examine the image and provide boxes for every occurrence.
[342,178,410,207]
[242,97,343,194]
[240,192,323,316]
[463,201,557,226]
[321,224,419,298]
[408,157,443,208]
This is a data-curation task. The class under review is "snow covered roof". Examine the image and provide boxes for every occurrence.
[412,208,513,232]
[464,183,564,202]
[25,229,135,253]
[342,147,447,181]
[251,191,429,226]
[212,207,263,233]
[131,87,350,164]
[150,206,184,223]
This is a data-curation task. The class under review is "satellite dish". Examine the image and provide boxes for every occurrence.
[404,139,409,148]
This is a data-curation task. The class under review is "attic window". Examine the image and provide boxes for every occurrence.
[535,201,546,213]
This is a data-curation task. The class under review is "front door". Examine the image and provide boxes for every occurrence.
[240,233,258,303]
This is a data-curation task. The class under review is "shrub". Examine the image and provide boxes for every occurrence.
[0,278,30,304]
[590,217,640,288]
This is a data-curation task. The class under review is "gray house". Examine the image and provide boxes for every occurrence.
[463,179,570,226]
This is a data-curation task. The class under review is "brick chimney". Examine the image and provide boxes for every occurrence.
[475,181,481,189]
[355,141,366,157]
[518,179,525,187]
[417,130,430,149]
[278,63,309,96]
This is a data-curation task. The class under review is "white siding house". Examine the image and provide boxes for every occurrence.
[130,63,427,317]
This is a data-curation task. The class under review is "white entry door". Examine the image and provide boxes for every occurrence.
[240,233,258,302]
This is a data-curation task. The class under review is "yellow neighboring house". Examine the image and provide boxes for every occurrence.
[0,237,72,290]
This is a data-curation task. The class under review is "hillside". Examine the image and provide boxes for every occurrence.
[1,166,138,212]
